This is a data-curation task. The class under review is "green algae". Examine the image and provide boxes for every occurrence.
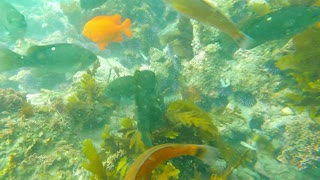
[82,139,106,180]
[66,61,112,129]
[275,27,320,123]
[81,98,248,179]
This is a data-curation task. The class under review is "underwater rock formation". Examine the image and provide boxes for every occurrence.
[0,88,26,113]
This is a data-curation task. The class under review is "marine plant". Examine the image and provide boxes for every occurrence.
[82,139,106,180]
[82,99,247,179]
[65,61,112,129]
[276,27,320,123]
[0,88,27,113]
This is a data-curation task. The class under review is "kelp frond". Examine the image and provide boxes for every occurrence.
[166,100,219,138]
[82,139,106,180]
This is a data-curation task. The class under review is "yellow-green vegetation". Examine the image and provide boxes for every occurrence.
[82,100,246,179]
[65,61,113,128]
[276,27,320,123]
[82,139,106,180]
[0,102,84,179]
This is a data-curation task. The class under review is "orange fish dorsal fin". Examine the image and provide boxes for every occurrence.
[121,18,133,38]
[91,15,109,21]
[110,14,122,24]
[113,34,124,42]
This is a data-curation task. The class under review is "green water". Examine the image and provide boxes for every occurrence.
[0,0,319,179]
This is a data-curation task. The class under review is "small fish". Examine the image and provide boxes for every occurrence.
[80,0,107,10]
[82,15,133,50]
[241,6,320,46]
[124,143,220,180]
[0,43,97,79]
[0,1,27,40]
[164,0,255,49]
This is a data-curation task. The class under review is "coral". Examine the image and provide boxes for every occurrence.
[277,119,320,170]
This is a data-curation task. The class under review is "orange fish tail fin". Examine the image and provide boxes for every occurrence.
[237,34,256,50]
[121,18,133,38]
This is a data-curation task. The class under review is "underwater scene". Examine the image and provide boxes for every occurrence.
[0,0,320,179]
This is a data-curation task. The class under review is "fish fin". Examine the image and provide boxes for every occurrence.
[97,41,108,50]
[113,34,124,42]
[237,34,256,50]
[202,0,217,8]
[111,14,121,24]
[196,145,220,165]
[121,18,133,38]
[92,16,108,21]
[0,48,24,72]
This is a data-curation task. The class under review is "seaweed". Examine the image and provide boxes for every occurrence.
[82,99,245,179]
[134,70,165,146]
[65,61,112,129]
[0,153,16,177]
[82,139,106,180]
[21,102,33,120]
[166,100,219,139]
[275,27,320,123]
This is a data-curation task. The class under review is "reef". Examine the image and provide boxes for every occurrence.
[0,88,27,113]
[277,119,320,170]
[65,61,113,129]
[1,0,320,179]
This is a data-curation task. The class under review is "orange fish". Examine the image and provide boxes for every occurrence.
[124,143,220,180]
[82,14,133,50]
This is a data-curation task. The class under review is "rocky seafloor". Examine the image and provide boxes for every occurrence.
[1,0,320,179]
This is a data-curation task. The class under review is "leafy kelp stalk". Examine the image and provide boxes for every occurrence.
[82,139,106,180]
